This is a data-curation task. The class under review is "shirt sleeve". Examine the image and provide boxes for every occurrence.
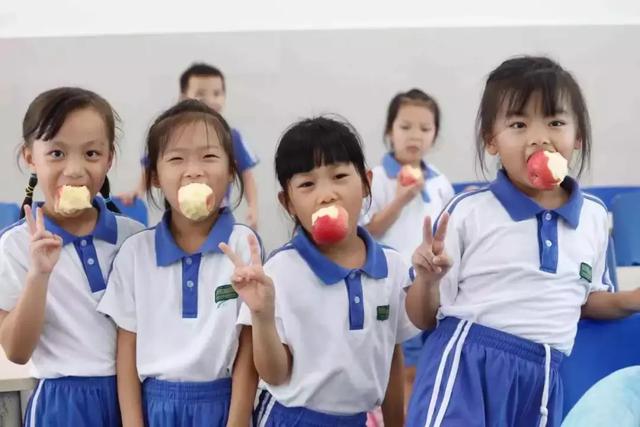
[395,259,422,343]
[231,129,258,173]
[435,207,463,319]
[97,243,137,332]
[0,230,28,311]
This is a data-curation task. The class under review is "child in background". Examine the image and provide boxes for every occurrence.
[120,62,260,229]
[363,89,454,408]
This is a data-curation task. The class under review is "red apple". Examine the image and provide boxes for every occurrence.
[311,205,349,245]
[527,150,568,190]
[398,165,423,187]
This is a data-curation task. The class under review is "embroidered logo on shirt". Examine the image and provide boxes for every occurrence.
[377,305,390,321]
[215,284,238,306]
[579,263,592,283]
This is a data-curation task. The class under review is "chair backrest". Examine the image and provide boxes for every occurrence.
[605,235,618,291]
[583,186,640,211]
[560,314,640,418]
[0,202,20,230]
[611,191,640,266]
[112,197,149,226]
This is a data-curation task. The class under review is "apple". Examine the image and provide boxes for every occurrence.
[56,185,92,215]
[311,205,349,245]
[398,165,423,187]
[178,183,214,221]
[527,151,568,190]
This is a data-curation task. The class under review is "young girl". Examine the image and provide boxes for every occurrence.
[221,117,419,427]
[0,87,144,426]
[363,89,455,408]
[405,56,640,427]
[97,100,258,427]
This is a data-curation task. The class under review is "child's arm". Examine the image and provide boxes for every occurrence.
[381,344,405,427]
[219,235,292,386]
[582,289,640,319]
[366,179,423,238]
[405,214,451,330]
[0,206,61,364]
[227,326,259,427]
[117,328,144,427]
[241,170,259,230]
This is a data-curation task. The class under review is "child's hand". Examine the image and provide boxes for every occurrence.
[412,213,451,285]
[395,178,424,206]
[24,205,63,276]
[219,234,275,319]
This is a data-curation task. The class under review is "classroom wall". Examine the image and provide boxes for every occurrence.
[1,25,639,250]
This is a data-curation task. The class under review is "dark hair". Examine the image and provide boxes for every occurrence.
[20,87,120,217]
[384,88,441,145]
[275,116,371,223]
[143,99,243,210]
[476,55,591,177]
[179,63,226,94]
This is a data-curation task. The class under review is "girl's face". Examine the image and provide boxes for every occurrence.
[388,104,437,167]
[485,91,581,193]
[280,162,369,243]
[23,107,113,217]
[153,120,233,221]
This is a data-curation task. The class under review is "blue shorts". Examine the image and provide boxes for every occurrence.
[255,390,367,427]
[24,375,120,427]
[143,377,231,427]
[407,317,564,427]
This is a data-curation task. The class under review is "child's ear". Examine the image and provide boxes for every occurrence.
[364,170,373,196]
[150,171,161,188]
[485,134,499,156]
[22,146,36,173]
[277,191,295,217]
[574,137,583,150]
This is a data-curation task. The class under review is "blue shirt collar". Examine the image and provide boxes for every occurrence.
[155,208,235,266]
[382,153,438,180]
[290,226,388,285]
[490,169,583,229]
[39,198,118,245]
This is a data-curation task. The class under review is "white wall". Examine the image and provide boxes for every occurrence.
[1,25,639,251]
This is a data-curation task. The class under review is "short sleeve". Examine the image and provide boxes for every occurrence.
[0,230,28,311]
[395,261,422,343]
[231,129,258,173]
[435,208,463,318]
[97,244,137,332]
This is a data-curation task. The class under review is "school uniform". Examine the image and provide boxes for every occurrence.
[362,153,454,366]
[0,199,144,427]
[239,226,420,427]
[406,170,612,427]
[98,208,258,427]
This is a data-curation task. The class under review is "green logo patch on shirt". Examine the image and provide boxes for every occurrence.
[377,305,390,321]
[579,263,592,283]
[215,284,238,305]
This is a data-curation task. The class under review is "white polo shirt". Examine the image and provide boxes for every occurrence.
[435,170,611,355]
[238,226,419,415]
[362,153,455,263]
[98,209,258,382]
[0,199,143,378]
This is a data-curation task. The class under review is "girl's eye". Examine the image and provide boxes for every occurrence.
[298,181,313,188]
[400,125,410,130]
[86,150,100,158]
[550,120,565,127]
[168,156,182,162]
[204,154,219,159]
[422,127,432,133]
[335,173,349,179]
[509,122,526,129]
[49,150,64,159]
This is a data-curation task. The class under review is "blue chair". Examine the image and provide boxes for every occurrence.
[560,314,640,418]
[0,202,20,230]
[112,197,148,226]
[611,191,640,266]
[583,186,640,211]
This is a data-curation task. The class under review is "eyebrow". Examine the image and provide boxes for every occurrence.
[505,108,568,117]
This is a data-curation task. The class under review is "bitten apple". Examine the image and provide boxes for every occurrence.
[56,185,92,215]
[178,183,214,221]
[311,205,349,245]
[527,150,568,190]
[398,165,423,187]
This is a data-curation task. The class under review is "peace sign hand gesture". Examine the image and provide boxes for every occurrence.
[24,205,63,276]
[219,234,275,320]
[411,213,451,285]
